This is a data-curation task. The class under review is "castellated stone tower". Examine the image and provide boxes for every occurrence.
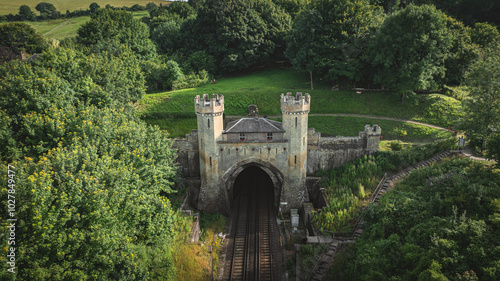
[364,124,382,153]
[280,92,310,208]
[195,94,225,211]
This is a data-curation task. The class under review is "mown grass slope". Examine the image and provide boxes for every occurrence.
[139,67,461,139]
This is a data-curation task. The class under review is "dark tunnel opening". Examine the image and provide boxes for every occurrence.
[233,166,275,206]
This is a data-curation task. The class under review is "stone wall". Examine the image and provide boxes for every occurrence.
[306,128,370,175]
[173,130,200,178]
[173,124,380,211]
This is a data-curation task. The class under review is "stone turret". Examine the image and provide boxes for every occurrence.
[195,94,225,212]
[280,92,310,209]
[195,94,224,115]
[364,124,381,153]
[280,92,310,114]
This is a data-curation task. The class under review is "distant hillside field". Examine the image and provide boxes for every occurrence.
[0,0,167,16]
[27,11,148,39]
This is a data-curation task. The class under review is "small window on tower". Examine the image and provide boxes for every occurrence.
[208,118,210,128]
[267,132,273,140]
[240,133,245,141]
[295,117,298,127]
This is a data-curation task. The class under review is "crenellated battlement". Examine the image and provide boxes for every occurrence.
[195,94,224,115]
[280,92,311,114]
[364,124,382,136]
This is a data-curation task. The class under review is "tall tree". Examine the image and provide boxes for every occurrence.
[286,0,383,88]
[285,9,323,89]
[0,60,75,142]
[0,22,46,55]
[18,5,36,21]
[77,8,157,60]
[459,45,500,149]
[89,2,100,14]
[471,22,500,48]
[441,16,479,86]
[182,0,290,73]
[35,2,60,19]
[369,4,452,98]
[272,0,311,18]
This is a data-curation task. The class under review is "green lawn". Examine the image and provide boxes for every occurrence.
[0,1,166,16]
[28,16,89,40]
[139,67,462,139]
[308,116,453,141]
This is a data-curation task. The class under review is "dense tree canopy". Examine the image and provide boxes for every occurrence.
[271,0,311,18]
[0,104,179,280]
[471,22,500,48]
[286,0,383,88]
[0,22,46,56]
[35,2,60,19]
[333,157,500,280]
[369,4,452,94]
[371,0,500,25]
[0,60,75,135]
[182,0,291,73]
[18,5,36,21]
[440,16,479,86]
[459,45,500,149]
[77,8,157,60]
[151,20,182,54]
[34,47,146,106]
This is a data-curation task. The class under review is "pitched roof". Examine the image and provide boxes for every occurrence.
[225,118,284,133]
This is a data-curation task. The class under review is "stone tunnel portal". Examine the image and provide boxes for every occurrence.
[231,166,278,213]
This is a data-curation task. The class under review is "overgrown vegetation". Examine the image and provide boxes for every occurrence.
[313,138,456,232]
[328,157,500,280]
[173,214,226,281]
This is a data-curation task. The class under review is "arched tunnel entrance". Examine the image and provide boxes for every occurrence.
[226,165,283,280]
[233,166,274,207]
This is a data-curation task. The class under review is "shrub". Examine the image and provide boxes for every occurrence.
[390,140,404,151]
[173,70,210,90]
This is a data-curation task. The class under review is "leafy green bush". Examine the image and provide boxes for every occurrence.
[141,59,184,92]
[173,70,210,90]
[389,140,404,151]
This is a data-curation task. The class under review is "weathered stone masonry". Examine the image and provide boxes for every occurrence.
[173,93,381,215]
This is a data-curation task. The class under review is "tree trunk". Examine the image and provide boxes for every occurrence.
[309,71,314,90]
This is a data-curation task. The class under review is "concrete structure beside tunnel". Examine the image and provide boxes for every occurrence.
[173,93,381,215]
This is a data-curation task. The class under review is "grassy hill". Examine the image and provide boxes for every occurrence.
[25,11,148,39]
[0,1,166,16]
[138,67,459,141]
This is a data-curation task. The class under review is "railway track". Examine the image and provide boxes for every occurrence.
[229,185,274,281]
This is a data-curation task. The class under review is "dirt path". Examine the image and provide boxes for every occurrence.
[226,113,449,131]
[44,17,73,37]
